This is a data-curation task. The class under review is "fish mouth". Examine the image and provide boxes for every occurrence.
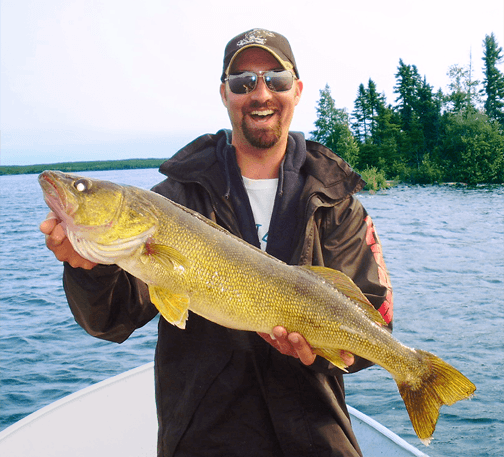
[38,171,78,223]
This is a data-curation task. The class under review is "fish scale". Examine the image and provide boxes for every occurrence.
[39,170,476,445]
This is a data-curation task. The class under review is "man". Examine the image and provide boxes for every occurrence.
[41,29,393,457]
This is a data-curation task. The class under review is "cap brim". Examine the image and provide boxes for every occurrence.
[224,44,295,78]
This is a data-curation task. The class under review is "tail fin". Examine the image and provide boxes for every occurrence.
[396,350,476,445]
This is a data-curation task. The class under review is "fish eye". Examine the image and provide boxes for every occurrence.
[74,178,91,193]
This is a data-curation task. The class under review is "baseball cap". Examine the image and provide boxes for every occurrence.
[221,28,299,82]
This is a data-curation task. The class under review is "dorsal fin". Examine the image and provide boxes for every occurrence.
[304,266,387,326]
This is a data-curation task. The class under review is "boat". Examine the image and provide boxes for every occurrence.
[0,362,428,456]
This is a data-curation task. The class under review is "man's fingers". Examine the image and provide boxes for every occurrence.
[39,216,58,236]
[68,254,97,270]
[45,223,68,247]
[288,332,316,365]
[257,329,298,358]
[271,326,295,356]
[266,327,317,365]
[259,327,352,368]
[40,213,66,246]
[340,350,355,367]
[40,215,97,270]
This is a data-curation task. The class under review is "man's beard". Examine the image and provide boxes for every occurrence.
[241,109,283,149]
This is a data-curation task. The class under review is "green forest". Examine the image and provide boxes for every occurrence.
[310,33,504,189]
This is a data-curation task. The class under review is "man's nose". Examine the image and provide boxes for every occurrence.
[250,76,272,102]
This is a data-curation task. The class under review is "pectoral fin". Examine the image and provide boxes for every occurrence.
[141,241,191,272]
[305,266,386,326]
[149,285,190,329]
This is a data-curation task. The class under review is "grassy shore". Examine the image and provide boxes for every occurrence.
[0,158,166,176]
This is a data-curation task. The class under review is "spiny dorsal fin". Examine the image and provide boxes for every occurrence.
[304,266,386,326]
[148,285,190,329]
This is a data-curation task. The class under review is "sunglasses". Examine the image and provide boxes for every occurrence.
[225,70,296,95]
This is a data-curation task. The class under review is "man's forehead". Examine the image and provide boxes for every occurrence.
[230,47,283,71]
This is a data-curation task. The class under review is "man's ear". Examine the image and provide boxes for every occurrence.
[220,83,228,108]
[294,80,303,106]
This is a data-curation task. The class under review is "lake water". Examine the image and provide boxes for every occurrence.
[1,169,503,456]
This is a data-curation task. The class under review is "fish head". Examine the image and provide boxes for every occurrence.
[39,170,123,228]
[39,170,157,263]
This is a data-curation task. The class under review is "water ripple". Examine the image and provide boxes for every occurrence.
[2,174,502,457]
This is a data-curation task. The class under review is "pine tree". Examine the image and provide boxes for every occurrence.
[352,79,386,144]
[394,60,422,131]
[393,60,442,168]
[482,33,504,126]
[366,79,386,139]
[416,77,442,152]
[352,83,371,142]
[310,84,359,167]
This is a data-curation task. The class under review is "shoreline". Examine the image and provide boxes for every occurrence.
[1,160,501,190]
[0,158,166,176]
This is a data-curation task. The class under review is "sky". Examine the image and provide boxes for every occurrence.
[1,0,503,165]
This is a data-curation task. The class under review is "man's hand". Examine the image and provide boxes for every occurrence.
[40,212,97,270]
[258,326,355,367]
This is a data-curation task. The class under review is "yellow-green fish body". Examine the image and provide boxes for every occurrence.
[39,170,475,444]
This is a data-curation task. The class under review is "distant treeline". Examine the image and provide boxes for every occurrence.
[0,158,165,176]
[311,33,504,188]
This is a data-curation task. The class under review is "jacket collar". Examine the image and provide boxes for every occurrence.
[159,130,365,205]
[159,132,227,197]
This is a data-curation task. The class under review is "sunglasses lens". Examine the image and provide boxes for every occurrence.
[264,71,294,92]
[227,71,294,94]
[227,72,257,94]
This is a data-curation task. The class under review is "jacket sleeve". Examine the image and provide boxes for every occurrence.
[318,196,394,373]
[63,263,158,343]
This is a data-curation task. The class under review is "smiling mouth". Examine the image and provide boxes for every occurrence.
[249,109,275,122]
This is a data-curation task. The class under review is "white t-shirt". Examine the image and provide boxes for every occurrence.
[242,176,278,251]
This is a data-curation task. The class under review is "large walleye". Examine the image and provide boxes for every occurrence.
[39,170,475,444]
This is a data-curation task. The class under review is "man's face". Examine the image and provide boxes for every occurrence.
[220,48,303,150]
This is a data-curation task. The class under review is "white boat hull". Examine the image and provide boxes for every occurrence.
[0,363,428,456]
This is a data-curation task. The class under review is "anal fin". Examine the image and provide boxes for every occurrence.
[313,348,349,372]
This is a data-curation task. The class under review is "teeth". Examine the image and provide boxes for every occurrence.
[251,110,274,116]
